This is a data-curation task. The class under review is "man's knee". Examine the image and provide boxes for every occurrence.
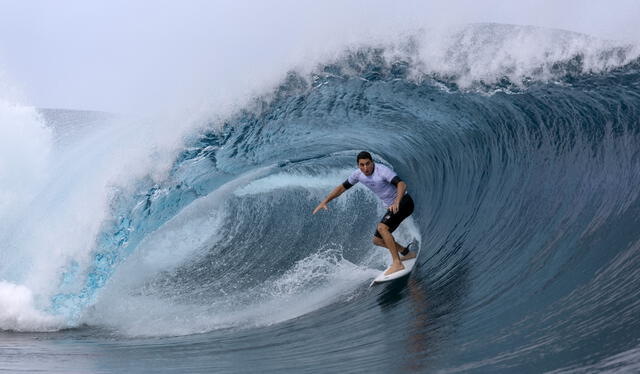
[377,223,390,234]
[372,236,384,246]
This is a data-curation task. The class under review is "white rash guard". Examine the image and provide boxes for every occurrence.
[344,163,401,207]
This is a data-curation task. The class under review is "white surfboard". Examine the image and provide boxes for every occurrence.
[370,241,421,286]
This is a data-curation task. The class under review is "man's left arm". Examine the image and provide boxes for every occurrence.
[389,178,406,214]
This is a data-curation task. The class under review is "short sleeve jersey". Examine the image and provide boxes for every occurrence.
[346,163,399,207]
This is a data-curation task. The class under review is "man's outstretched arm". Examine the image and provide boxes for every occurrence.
[312,184,347,214]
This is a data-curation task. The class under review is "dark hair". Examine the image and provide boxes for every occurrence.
[356,151,373,163]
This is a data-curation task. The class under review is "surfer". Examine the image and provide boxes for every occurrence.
[312,151,416,275]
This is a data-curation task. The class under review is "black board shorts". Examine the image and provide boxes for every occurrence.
[374,194,414,238]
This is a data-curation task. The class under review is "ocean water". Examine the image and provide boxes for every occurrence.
[2,24,640,373]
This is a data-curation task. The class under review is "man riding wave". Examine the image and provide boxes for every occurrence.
[312,151,416,275]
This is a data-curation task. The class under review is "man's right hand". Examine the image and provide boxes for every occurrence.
[312,202,328,214]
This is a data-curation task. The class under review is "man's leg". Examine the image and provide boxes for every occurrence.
[376,223,405,275]
[373,236,416,260]
[373,236,405,254]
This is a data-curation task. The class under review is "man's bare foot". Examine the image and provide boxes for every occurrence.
[384,262,405,275]
[400,251,417,261]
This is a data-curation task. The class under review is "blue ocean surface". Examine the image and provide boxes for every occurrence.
[2,24,640,373]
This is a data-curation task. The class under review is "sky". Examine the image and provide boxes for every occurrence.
[0,0,639,114]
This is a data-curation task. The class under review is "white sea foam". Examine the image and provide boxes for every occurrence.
[0,84,214,331]
[409,24,639,89]
[268,244,374,296]
[0,281,63,332]
[86,244,378,337]
[294,23,638,94]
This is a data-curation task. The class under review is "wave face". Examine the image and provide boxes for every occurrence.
[3,25,640,373]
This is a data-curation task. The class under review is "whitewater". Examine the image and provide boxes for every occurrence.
[2,23,640,373]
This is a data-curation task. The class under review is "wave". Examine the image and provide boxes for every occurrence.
[1,23,640,371]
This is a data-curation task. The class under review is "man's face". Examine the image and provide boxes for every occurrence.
[358,158,374,176]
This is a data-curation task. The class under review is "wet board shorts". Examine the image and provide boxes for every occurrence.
[374,194,414,238]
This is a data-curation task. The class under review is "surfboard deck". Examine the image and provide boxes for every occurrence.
[370,240,420,286]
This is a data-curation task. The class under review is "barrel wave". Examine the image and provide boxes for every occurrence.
[2,25,640,373]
